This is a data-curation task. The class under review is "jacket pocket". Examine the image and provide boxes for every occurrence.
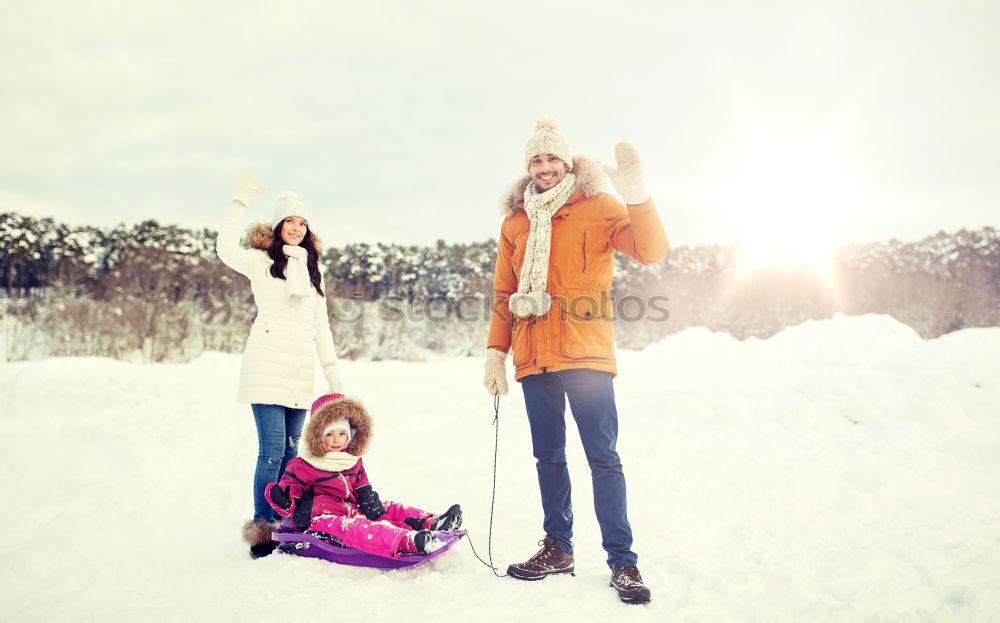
[511,317,535,367]
[558,295,614,360]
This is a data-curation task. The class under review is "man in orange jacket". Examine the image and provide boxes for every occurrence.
[483,117,668,604]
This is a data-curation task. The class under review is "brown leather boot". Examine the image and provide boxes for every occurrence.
[507,536,575,581]
[610,566,651,604]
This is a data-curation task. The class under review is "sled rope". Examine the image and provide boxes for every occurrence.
[465,394,508,578]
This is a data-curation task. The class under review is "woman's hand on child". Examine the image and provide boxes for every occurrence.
[483,348,509,396]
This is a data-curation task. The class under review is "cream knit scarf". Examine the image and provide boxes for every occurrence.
[283,245,313,299]
[299,447,359,472]
[508,172,577,318]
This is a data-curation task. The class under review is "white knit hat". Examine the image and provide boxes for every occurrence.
[323,417,353,444]
[271,191,311,228]
[524,116,573,171]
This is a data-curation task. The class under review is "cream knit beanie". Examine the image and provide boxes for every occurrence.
[271,191,311,228]
[524,116,573,171]
[322,417,353,444]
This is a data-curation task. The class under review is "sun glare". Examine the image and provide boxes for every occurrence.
[711,134,868,281]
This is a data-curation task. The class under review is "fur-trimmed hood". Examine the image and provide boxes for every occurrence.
[303,397,372,457]
[244,222,323,253]
[498,156,604,220]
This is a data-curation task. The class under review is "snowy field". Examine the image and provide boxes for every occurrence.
[2,314,999,623]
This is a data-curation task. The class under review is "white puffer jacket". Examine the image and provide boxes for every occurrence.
[216,201,343,409]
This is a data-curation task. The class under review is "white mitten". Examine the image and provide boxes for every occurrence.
[602,142,649,205]
[233,175,268,206]
[483,348,509,397]
[508,291,552,319]
[324,363,343,394]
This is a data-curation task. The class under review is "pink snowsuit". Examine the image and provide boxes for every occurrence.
[266,457,435,559]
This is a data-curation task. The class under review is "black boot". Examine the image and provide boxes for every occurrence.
[242,518,277,560]
[429,504,463,531]
[249,541,277,559]
[413,530,442,555]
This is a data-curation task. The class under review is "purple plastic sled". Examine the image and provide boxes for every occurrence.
[272,521,466,569]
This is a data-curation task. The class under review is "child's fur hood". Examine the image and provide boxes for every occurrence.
[303,397,372,457]
[244,223,323,253]
[498,156,604,220]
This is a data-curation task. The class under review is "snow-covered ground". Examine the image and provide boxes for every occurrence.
[2,314,998,622]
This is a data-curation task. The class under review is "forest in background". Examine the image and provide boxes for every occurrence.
[1,211,997,363]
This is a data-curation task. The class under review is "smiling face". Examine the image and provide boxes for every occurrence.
[528,154,568,192]
[323,428,350,452]
[280,216,309,246]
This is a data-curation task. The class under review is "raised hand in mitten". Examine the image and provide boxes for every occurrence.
[602,142,649,205]
[266,483,293,513]
[233,175,267,207]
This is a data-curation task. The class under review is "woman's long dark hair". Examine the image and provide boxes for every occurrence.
[267,224,325,296]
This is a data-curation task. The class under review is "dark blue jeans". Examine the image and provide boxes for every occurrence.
[521,369,638,569]
[250,404,307,523]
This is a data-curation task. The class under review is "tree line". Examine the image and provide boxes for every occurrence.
[1,212,997,362]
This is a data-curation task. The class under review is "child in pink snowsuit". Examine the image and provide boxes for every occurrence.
[264,393,462,559]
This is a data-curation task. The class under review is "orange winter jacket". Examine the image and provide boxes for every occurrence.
[487,157,669,381]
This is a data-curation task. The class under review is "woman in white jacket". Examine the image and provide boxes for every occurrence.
[217,175,343,558]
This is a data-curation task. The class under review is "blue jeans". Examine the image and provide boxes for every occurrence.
[250,404,307,523]
[521,369,638,569]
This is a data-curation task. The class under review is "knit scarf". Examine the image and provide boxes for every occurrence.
[299,447,360,472]
[508,172,577,318]
[283,245,313,300]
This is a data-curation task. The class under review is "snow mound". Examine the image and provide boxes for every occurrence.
[763,313,925,363]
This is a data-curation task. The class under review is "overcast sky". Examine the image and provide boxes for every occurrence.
[1,0,997,248]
